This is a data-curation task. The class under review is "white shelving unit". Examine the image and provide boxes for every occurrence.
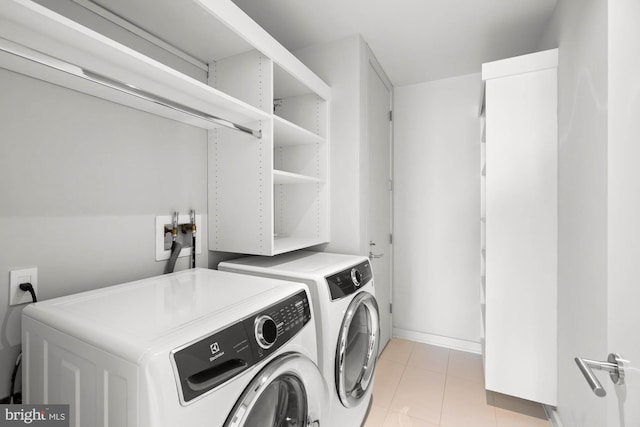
[2,0,331,257]
[209,44,329,255]
[481,49,558,406]
[0,0,269,131]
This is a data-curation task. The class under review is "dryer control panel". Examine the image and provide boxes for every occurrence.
[326,260,373,301]
[171,289,311,404]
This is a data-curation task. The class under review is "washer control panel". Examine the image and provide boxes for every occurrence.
[326,260,373,301]
[172,289,311,404]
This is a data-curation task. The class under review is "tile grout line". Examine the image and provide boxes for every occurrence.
[376,341,413,424]
[385,361,408,424]
[388,342,413,420]
[437,349,451,426]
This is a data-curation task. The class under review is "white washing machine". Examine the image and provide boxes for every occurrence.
[22,268,328,427]
[219,251,380,427]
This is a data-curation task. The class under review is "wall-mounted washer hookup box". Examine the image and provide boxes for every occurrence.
[155,215,202,261]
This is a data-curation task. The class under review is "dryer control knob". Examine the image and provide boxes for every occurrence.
[255,315,278,349]
[351,268,363,287]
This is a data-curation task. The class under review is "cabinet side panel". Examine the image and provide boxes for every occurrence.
[208,122,274,255]
[485,69,558,405]
[212,50,273,114]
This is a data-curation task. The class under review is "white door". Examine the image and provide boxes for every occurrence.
[367,59,393,352]
[572,2,640,424]
[606,0,640,424]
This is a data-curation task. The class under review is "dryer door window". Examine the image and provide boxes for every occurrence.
[225,353,326,427]
[335,292,380,408]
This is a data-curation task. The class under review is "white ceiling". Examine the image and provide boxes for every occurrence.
[230,0,558,86]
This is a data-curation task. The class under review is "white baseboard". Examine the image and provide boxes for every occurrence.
[392,328,482,354]
[544,405,563,427]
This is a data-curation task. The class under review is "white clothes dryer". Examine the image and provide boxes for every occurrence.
[22,268,328,427]
[220,251,380,427]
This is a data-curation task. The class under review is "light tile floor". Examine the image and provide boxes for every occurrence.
[364,338,550,427]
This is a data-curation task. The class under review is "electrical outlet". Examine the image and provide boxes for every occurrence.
[9,268,38,306]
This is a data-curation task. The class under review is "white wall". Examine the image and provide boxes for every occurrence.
[293,35,370,255]
[393,74,482,349]
[0,69,208,397]
[538,0,608,425]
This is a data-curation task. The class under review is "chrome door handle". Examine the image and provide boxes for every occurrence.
[368,240,383,259]
[574,353,625,397]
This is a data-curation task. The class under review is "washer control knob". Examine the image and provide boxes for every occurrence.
[255,315,278,349]
[351,268,362,287]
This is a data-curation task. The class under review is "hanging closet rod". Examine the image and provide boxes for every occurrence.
[0,38,262,138]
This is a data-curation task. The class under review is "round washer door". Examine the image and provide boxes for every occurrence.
[335,291,380,408]
[224,352,327,427]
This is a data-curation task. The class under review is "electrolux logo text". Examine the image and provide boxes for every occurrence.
[209,342,224,362]
[0,405,69,426]
[210,342,220,354]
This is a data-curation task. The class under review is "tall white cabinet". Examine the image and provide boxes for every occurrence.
[481,49,558,406]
